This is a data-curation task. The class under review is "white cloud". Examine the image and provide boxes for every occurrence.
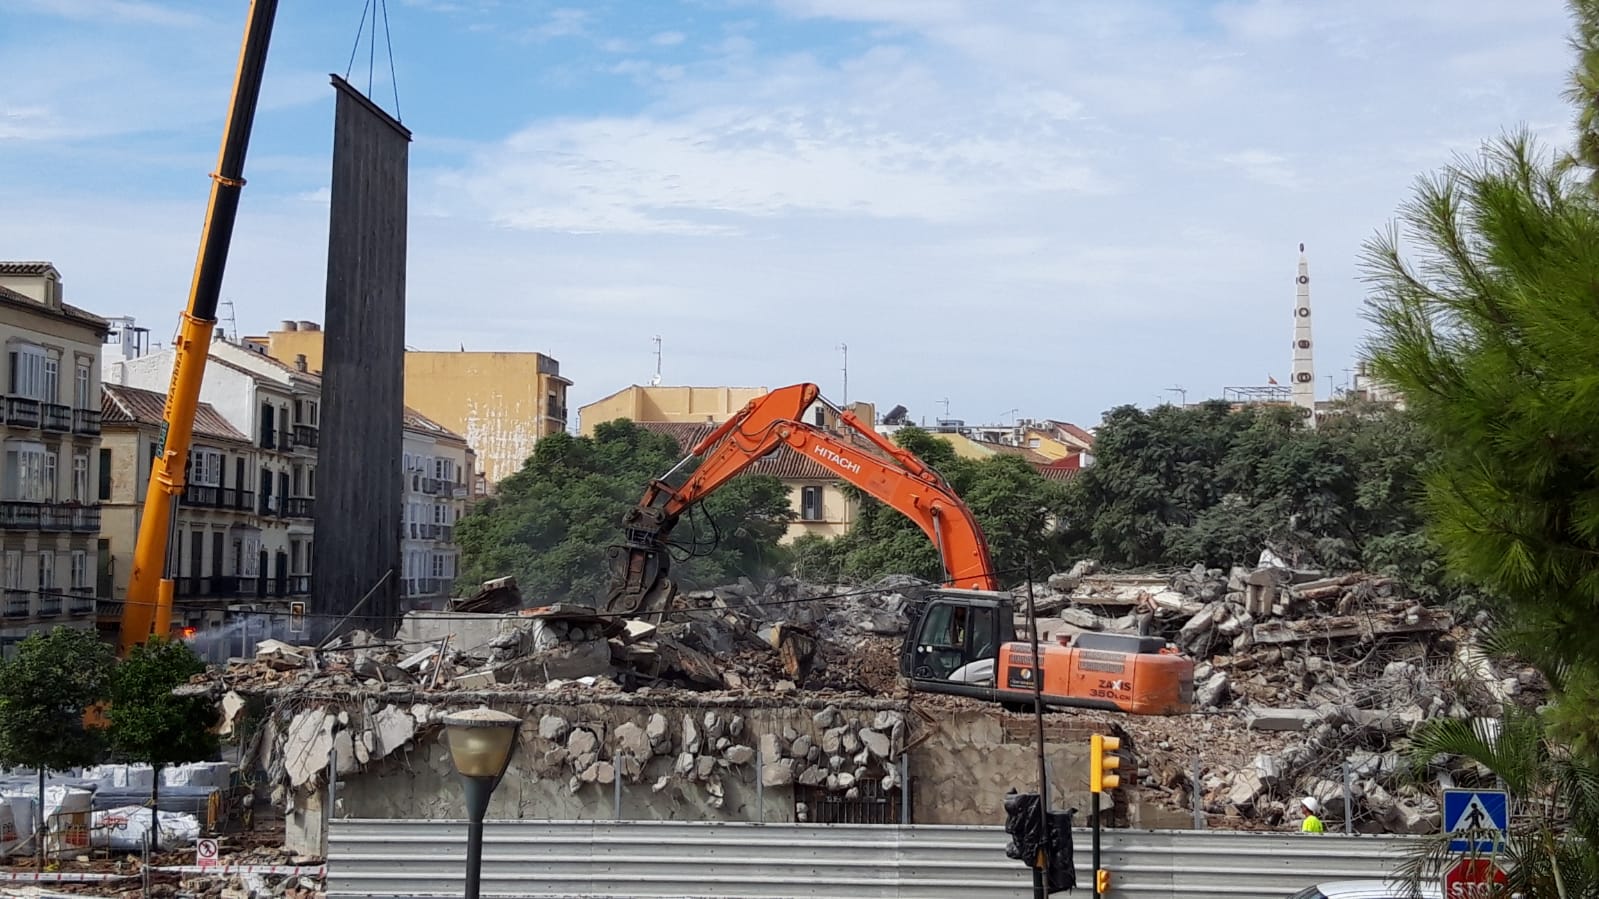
[650,30,687,46]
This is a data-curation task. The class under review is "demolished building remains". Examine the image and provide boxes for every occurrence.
[178,557,1533,857]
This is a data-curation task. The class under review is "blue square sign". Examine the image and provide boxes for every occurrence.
[1443,789,1509,853]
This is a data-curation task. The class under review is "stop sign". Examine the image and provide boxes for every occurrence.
[1443,857,1507,899]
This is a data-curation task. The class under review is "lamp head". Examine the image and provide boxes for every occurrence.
[443,707,523,780]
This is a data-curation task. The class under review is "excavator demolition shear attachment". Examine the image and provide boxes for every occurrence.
[603,506,676,617]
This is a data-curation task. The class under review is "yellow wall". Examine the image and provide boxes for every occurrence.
[1020,428,1074,461]
[244,325,567,487]
[782,480,856,543]
[579,385,770,436]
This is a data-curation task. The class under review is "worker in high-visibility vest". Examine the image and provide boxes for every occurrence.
[1299,797,1325,833]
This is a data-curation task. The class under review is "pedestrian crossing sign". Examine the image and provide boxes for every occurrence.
[1443,789,1508,853]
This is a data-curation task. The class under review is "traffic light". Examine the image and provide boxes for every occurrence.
[1003,789,1043,865]
[289,601,306,635]
[1090,734,1121,793]
[1096,868,1111,894]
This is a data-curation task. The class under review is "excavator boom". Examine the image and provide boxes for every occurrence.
[604,384,996,616]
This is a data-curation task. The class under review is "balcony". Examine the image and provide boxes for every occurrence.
[283,496,314,518]
[402,577,445,598]
[68,587,94,616]
[3,591,28,618]
[42,403,72,432]
[6,396,40,429]
[72,408,101,435]
[292,424,318,450]
[420,477,442,495]
[546,403,568,423]
[0,501,98,532]
[182,486,254,512]
[37,593,62,617]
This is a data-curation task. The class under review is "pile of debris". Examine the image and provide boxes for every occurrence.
[183,560,1532,837]
[1010,558,1539,833]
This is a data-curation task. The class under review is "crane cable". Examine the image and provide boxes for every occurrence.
[343,0,403,122]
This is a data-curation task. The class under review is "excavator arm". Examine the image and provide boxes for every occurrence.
[604,383,996,616]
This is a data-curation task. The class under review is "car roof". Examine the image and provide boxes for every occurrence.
[1313,879,1444,899]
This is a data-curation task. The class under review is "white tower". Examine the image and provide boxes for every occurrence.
[1291,243,1316,427]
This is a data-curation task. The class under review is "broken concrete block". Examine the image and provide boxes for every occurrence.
[813,707,841,729]
[723,745,755,765]
[695,756,716,779]
[798,766,826,786]
[762,760,795,787]
[257,640,307,670]
[652,775,671,793]
[333,730,357,776]
[620,620,657,645]
[284,709,335,787]
[827,772,857,791]
[579,762,615,785]
[683,714,701,754]
[371,704,417,757]
[1059,608,1103,630]
[791,735,813,759]
[703,711,725,740]
[782,725,799,743]
[822,727,845,754]
[841,729,862,755]
[619,755,642,783]
[543,748,569,769]
[760,732,785,761]
[860,729,891,760]
[614,722,651,759]
[539,715,570,743]
[453,670,496,689]
[646,714,670,751]
[871,710,903,732]
[1246,708,1319,731]
[1227,770,1263,808]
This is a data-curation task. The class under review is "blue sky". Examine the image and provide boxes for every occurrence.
[0,0,1578,428]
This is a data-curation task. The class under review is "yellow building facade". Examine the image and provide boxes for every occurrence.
[242,322,570,488]
[580,385,875,437]
[0,263,107,655]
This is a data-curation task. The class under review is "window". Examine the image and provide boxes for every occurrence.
[4,441,47,502]
[800,486,823,521]
[72,453,88,502]
[239,534,261,577]
[188,448,223,487]
[42,352,59,404]
[3,551,19,590]
[433,503,449,525]
[70,551,87,589]
[98,448,112,500]
[74,362,90,409]
[814,406,825,427]
[8,344,45,398]
[38,551,54,592]
[307,467,315,497]
[43,451,57,501]
[259,403,275,448]
[431,552,446,578]
[404,452,412,472]
[211,532,224,577]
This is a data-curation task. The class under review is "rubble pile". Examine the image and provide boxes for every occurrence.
[1015,558,1542,832]
[180,560,1535,837]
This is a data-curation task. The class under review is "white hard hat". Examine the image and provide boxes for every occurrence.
[1301,797,1321,815]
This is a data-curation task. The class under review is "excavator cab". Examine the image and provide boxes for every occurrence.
[900,590,1013,688]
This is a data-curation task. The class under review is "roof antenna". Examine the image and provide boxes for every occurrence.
[219,298,238,343]
[649,335,663,386]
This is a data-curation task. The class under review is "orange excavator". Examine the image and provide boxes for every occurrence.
[604,382,1194,716]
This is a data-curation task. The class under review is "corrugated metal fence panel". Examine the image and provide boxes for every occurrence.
[326,819,1423,899]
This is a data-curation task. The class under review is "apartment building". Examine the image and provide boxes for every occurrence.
[401,408,473,609]
[241,321,570,489]
[104,325,320,617]
[99,384,266,630]
[0,262,107,655]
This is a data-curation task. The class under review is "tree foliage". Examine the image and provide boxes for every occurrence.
[1360,128,1599,671]
[0,626,115,773]
[457,419,795,603]
[107,638,217,769]
[1058,399,1448,596]
[1395,708,1599,898]
[790,425,1072,585]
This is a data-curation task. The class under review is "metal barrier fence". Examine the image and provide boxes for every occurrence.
[326,818,1424,899]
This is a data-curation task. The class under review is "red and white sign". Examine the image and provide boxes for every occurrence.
[196,837,219,869]
[1443,857,1507,899]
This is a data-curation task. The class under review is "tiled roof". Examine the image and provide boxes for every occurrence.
[0,262,57,275]
[634,421,842,482]
[1048,420,1095,447]
[102,384,249,443]
[965,439,1053,465]
[62,303,108,328]
[404,406,466,443]
[0,286,108,333]
[1036,466,1081,482]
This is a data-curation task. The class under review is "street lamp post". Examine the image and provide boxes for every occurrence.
[443,707,523,899]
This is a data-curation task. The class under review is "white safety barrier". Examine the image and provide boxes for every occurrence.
[327,818,1425,899]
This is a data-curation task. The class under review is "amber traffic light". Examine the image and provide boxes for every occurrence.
[1090,734,1121,793]
[1096,868,1111,894]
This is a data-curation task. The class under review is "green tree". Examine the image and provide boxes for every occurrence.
[1395,707,1599,898]
[0,625,115,862]
[1059,399,1446,593]
[107,637,217,849]
[801,425,1072,584]
[457,420,794,603]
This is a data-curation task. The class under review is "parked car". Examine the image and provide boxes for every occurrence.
[1287,881,1444,899]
